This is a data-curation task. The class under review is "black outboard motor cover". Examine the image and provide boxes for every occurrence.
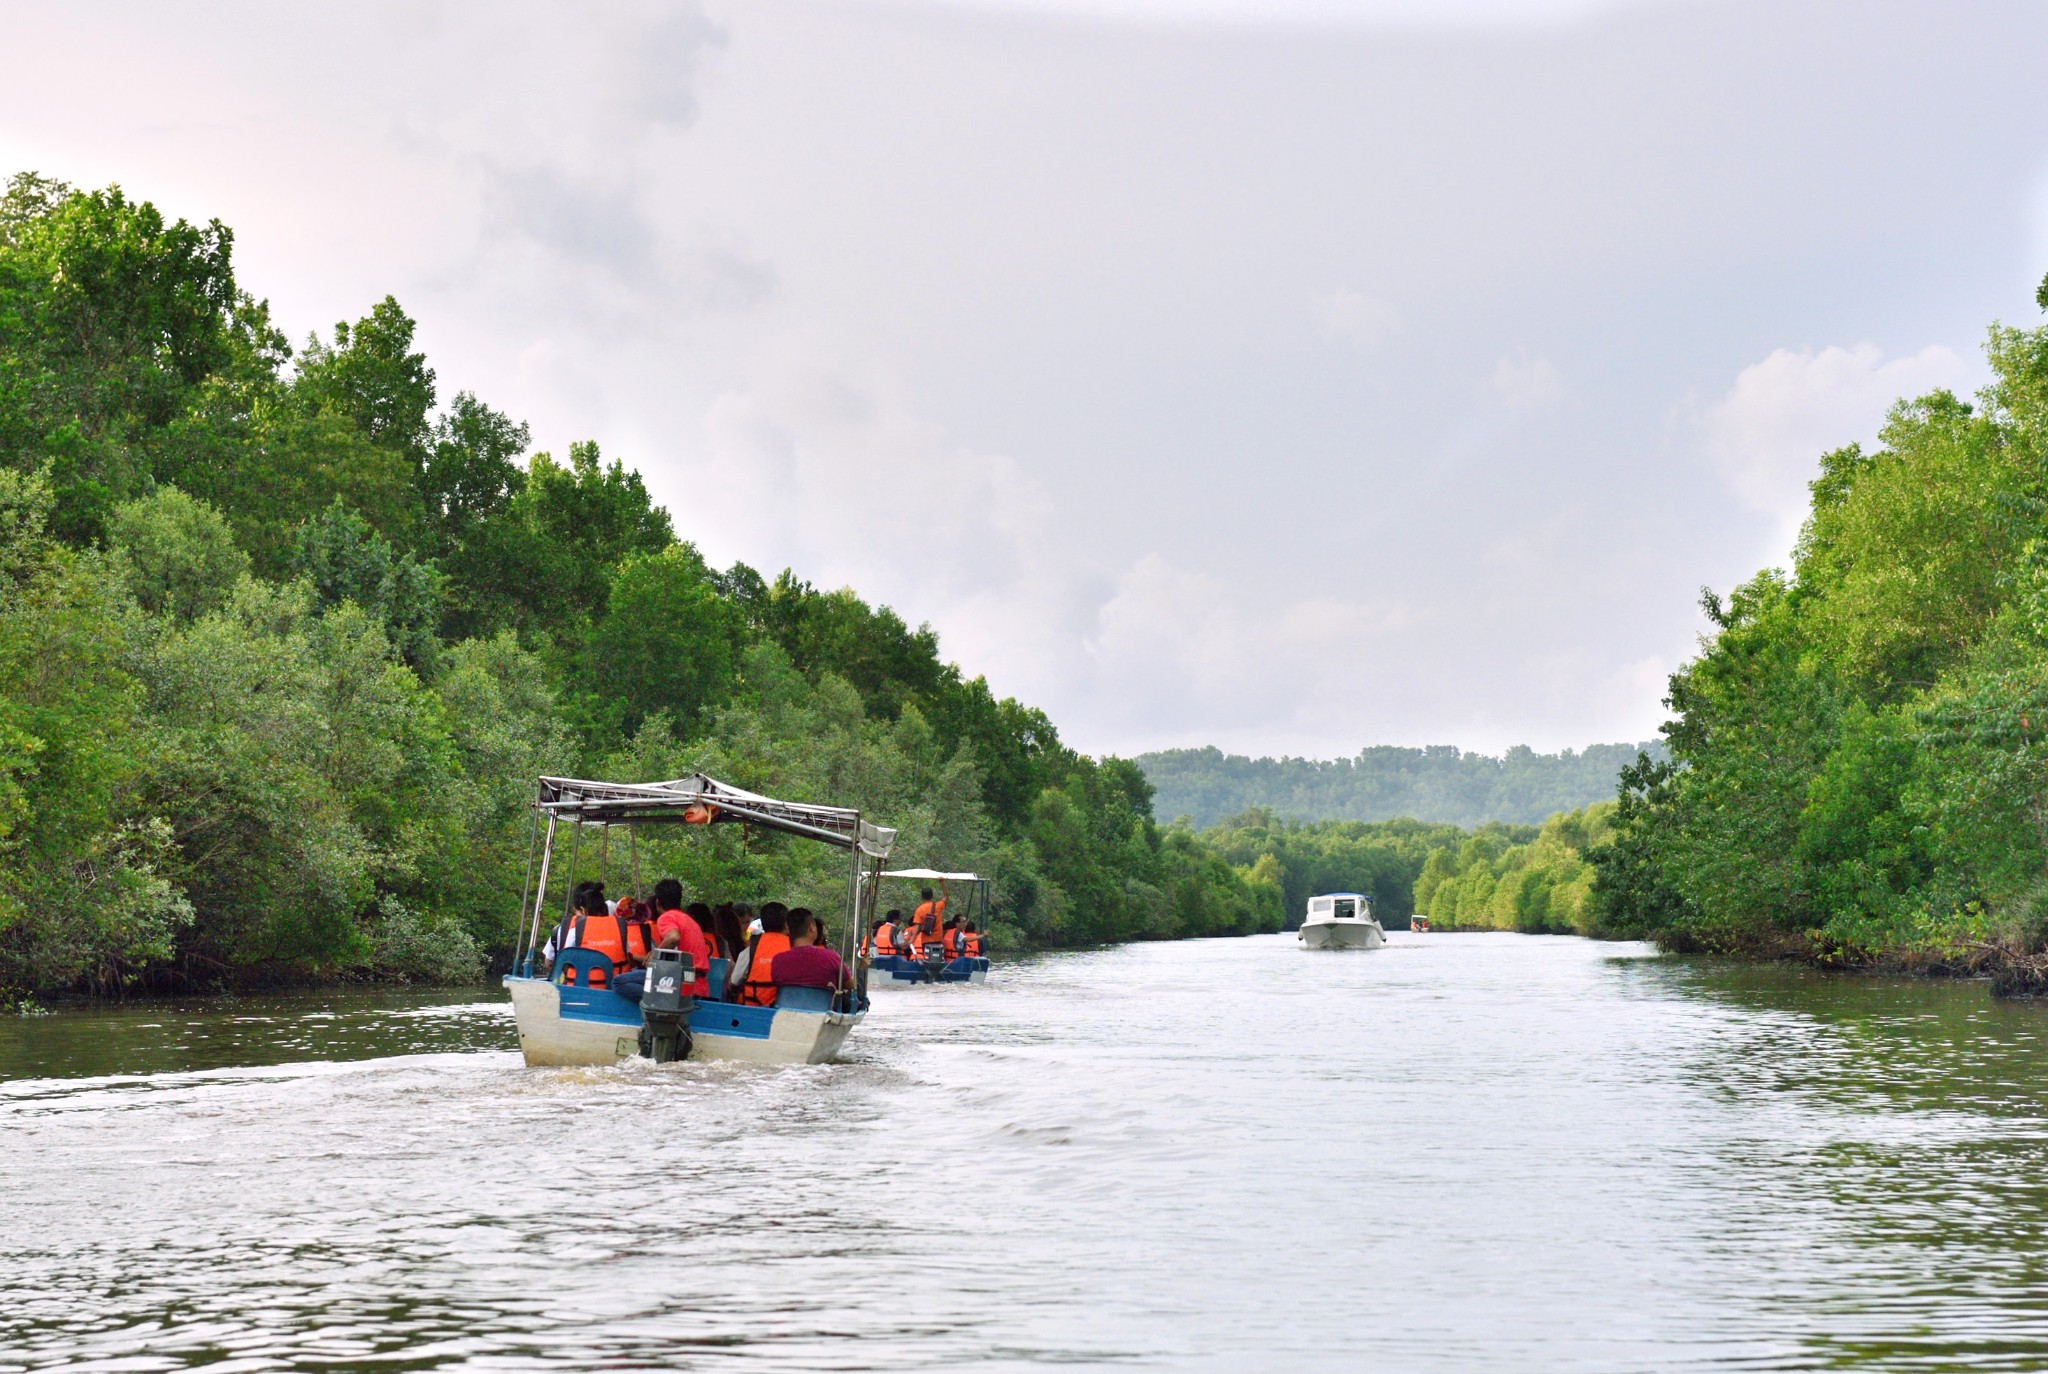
[641,948,697,1015]
[639,948,696,1063]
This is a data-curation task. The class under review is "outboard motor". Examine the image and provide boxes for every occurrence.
[638,948,696,1063]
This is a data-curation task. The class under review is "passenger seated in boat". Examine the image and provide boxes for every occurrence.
[713,904,746,962]
[650,879,712,995]
[961,923,984,957]
[541,881,604,971]
[683,901,717,957]
[559,886,652,996]
[731,902,790,1006]
[774,908,849,994]
[872,910,902,957]
[941,917,963,957]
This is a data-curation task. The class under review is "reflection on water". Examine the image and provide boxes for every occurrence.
[4,935,2048,1370]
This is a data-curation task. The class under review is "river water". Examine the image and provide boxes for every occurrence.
[5,932,2048,1371]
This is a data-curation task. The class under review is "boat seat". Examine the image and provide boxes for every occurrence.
[554,947,612,987]
[775,985,834,1012]
[704,956,730,1001]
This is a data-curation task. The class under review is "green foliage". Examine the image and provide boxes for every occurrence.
[1602,298,2048,966]
[108,487,249,621]
[1416,805,1615,934]
[1137,740,1663,829]
[0,171,1273,996]
[0,469,190,993]
[585,544,744,737]
[1197,808,1473,918]
[0,175,242,542]
[293,500,445,670]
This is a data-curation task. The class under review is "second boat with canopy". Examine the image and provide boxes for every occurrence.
[503,772,896,1066]
[863,868,993,985]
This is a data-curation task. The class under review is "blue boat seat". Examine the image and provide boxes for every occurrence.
[775,985,834,1012]
[554,947,612,987]
[704,956,730,1001]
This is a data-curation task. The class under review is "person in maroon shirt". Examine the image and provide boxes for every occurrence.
[771,908,848,992]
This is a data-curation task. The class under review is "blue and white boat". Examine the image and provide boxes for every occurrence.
[862,868,992,986]
[503,773,897,1067]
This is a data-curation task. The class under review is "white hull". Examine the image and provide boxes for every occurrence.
[505,977,859,1067]
[1299,919,1386,950]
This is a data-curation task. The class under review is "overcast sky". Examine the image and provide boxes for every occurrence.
[2,0,2044,757]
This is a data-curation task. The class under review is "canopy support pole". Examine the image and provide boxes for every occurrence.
[521,815,557,977]
[842,830,865,1010]
[560,822,583,939]
[629,825,641,904]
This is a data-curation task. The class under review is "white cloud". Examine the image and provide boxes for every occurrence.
[1702,342,1973,540]
[1080,554,1415,749]
[1313,287,1401,345]
[1491,354,1563,409]
[911,0,1675,31]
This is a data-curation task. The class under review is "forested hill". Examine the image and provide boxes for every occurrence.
[0,173,1285,998]
[1138,742,1663,829]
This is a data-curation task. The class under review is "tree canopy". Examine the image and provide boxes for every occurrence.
[0,173,1283,996]
[1593,283,2048,976]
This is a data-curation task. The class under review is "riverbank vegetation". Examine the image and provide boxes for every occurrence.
[1139,741,1659,829]
[1593,283,2048,987]
[0,173,1285,998]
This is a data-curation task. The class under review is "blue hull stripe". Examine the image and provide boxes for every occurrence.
[511,976,778,1040]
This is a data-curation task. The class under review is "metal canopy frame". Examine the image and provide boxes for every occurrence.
[518,773,897,988]
[865,868,992,936]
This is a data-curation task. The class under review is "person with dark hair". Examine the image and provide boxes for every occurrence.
[909,886,945,955]
[872,908,903,957]
[684,901,716,955]
[541,882,600,969]
[731,902,790,1006]
[773,907,848,994]
[961,922,985,957]
[713,905,746,962]
[651,878,712,996]
[555,884,651,997]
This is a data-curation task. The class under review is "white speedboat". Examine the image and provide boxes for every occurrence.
[1298,892,1386,950]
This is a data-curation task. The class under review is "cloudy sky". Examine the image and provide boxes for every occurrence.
[1,0,2044,757]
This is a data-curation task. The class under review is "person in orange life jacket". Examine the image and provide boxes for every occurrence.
[650,878,712,995]
[960,923,984,957]
[941,916,965,958]
[541,881,607,971]
[773,908,849,993]
[598,891,656,1000]
[551,884,651,995]
[908,887,946,954]
[871,909,903,957]
[731,902,790,1006]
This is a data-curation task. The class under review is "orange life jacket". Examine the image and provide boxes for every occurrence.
[943,927,962,957]
[571,909,650,976]
[873,921,897,956]
[739,931,791,1006]
[962,930,982,956]
[911,900,944,952]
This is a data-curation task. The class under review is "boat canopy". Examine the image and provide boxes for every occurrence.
[535,773,897,858]
[879,868,983,882]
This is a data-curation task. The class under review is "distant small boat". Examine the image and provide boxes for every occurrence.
[1299,892,1386,950]
[1410,915,1429,932]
